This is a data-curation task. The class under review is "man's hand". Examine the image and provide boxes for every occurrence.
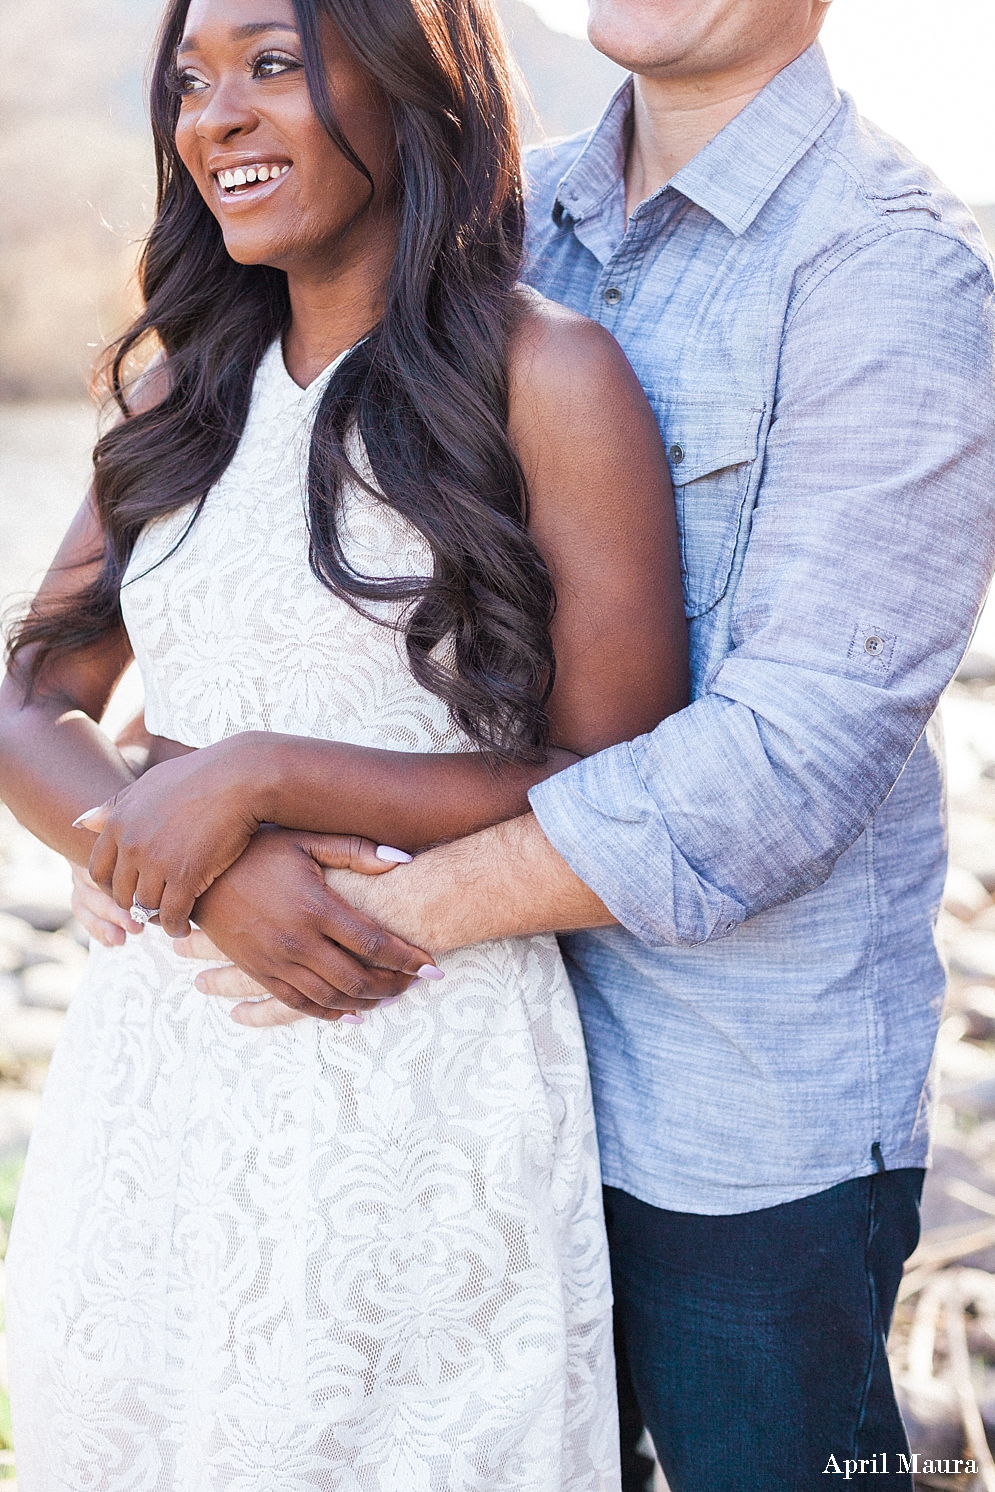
[191,827,441,1020]
[71,863,144,945]
[172,928,306,1027]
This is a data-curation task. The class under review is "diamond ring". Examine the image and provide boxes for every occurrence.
[131,899,161,927]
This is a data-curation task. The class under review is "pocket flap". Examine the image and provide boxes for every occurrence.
[648,394,765,618]
[660,397,764,486]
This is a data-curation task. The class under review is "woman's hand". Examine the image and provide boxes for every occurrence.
[76,734,270,938]
[190,827,440,1021]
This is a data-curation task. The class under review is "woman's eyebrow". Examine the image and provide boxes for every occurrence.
[177,21,298,54]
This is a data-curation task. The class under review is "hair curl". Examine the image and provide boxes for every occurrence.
[8,0,556,760]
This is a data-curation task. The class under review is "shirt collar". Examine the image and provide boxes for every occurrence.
[553,40,841,238]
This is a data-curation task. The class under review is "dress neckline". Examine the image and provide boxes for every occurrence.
[272,337,355,398]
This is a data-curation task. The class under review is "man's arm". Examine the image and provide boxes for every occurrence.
[185,813,612,1019]
[322,812,615,952]
[521,225,995,948]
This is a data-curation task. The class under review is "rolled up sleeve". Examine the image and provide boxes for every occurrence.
[530,227,995,947]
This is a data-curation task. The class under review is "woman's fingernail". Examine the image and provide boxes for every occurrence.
[72,808,102,828]
[195,975,208,993]
[417,964,445,981]
[340,1012,365,1024]
[379,994,402,1007]
[376,845,413,863]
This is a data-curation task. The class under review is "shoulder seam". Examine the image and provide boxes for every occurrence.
[786,219,994,327]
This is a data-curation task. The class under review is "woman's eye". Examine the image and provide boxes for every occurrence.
[253,52,301,79]
[170,68,209,96]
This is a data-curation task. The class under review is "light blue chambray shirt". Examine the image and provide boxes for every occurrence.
[524,42,995,1214]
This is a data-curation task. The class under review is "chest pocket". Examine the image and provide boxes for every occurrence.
[651,395,764,618]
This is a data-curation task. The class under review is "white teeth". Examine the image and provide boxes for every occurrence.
[218,164,289,190]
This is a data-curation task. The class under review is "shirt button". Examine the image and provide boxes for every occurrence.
[726,921,736,933]
[603,286,622,305]
[864,635,885,656]
[669,444,685,465]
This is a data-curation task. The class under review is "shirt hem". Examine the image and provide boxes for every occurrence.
[600,1142,930,1216]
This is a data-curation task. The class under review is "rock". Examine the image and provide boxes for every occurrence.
[940,1076,995,1123]
[0,973,22,1015]
[1,1007,65,1061]
[948,929,995,982]
[952,986,995,1042]
[894,1378,964,1461]
[2,899,73,933]
[944,865,993,921]
[0,911,38,962]
[0,1087,40,1163]
[958,651,995,686]
[19,927,87,971]
[966,1316,995,1360]
[20,957,84,1010]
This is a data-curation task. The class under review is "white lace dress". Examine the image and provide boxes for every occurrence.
[6,343,620,1491]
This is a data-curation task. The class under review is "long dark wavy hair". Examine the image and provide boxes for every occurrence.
[8,0,556,760]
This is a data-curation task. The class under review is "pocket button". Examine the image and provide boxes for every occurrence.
[864,635,885,656]
[669,444,685,465]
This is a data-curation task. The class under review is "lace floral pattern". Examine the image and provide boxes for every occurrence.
[6,343,620,1490]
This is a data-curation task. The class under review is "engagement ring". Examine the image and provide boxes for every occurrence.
[130,899,160,927]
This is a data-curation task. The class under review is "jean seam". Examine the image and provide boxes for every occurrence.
[853,1175,880,1454]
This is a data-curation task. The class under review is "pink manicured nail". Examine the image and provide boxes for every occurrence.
[72,807,102,828]
[417,964,444,981]
[379,994,403,1007]
[340,1012,365,1024]
[376,845,413,863]
[195,976,208,993]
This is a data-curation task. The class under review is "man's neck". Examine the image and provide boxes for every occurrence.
[624,46,811,218]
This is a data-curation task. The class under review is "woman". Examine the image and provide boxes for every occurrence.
[0,0,687,1484]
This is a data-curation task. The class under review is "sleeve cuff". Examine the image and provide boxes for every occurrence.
[528,742,745,949]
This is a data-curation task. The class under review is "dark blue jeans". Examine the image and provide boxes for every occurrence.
[605,1169,924,1492]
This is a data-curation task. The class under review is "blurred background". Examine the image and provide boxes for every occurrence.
[1,0,995,1485]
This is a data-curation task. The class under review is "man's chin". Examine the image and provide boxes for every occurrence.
[587,24,702,76]
[586,0,717,74]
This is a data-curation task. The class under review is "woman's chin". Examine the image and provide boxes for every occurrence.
[219,231,287,268]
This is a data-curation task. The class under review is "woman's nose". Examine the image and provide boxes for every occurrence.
[194,78,258,143]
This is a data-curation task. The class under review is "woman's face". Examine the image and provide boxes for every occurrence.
[173,0,394,275]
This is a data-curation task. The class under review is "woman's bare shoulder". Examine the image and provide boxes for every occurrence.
[508,285,642,410]
[507,286,664,489]
[120,350,172,418]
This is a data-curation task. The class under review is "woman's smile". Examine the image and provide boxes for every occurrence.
[210,157,293,202]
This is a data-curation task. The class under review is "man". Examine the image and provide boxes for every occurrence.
[78,0,995,1486]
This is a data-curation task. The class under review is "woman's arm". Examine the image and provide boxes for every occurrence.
[0,355,190,863]
[0,498,139,865]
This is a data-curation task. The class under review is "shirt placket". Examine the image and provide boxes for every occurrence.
[587,192,684,335]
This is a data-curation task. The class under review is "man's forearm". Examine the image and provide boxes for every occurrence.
[326,812,616,953]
